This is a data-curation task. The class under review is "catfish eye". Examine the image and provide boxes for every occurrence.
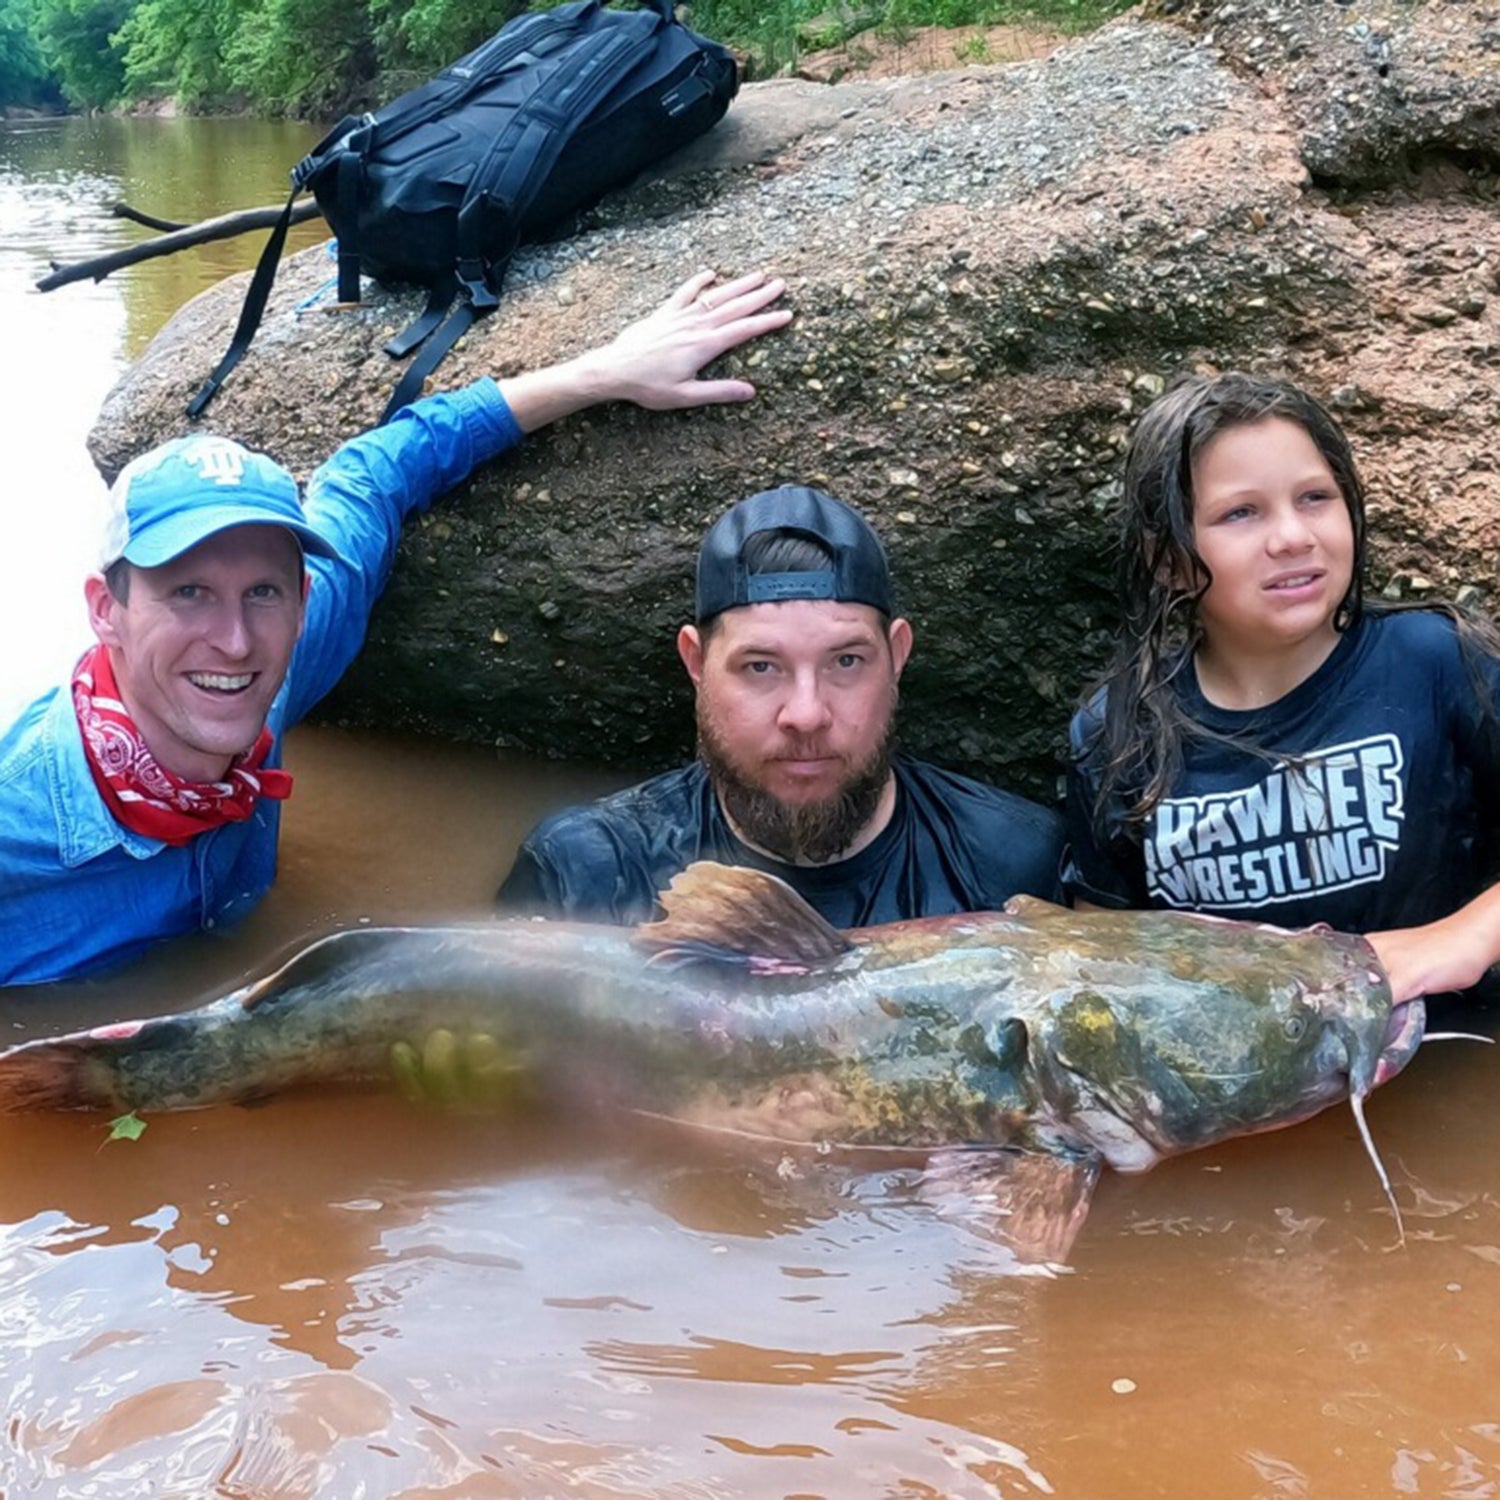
[1284,1014,1307,1042]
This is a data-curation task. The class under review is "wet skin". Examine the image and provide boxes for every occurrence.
[1189,416,1356,709]
[84,524,308,782]
[677,599,913,848]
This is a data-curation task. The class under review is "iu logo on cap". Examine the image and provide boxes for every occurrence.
[183,438,246,486]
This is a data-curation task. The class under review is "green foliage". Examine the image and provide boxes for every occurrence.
[370,0,525,75]
[4,0,1134,115]
[224,0,376,112]
[26,0,133,107]
[953,30,991,62]
[114,0,248,103]
[878,0,1132,30]
[0,0,52,105]
[680,0,819,76]
[683,0,1137,73]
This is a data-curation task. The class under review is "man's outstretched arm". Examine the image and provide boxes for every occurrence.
[286,270,791,723]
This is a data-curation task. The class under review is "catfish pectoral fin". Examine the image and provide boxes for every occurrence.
[917,1146,1103,1268]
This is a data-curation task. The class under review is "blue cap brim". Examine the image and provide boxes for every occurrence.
[119,508,344,569]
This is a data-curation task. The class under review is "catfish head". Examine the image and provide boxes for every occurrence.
[1007,901,1423,1195]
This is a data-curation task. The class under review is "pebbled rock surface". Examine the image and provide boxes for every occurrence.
[90,4,1500,802]
[1145,0,1500,184]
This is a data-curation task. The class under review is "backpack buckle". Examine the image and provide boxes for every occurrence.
[456,259,500,311]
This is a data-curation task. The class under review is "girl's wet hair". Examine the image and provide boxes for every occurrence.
[1122,373,1368,643]
[1085,372,1500,833]
[1086,373,1369,827]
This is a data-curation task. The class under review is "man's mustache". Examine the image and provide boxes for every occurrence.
[766,741,842,762]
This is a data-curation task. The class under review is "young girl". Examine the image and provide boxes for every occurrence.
[1064,372,1500,1005]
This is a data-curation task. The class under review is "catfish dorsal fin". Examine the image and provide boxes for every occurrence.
[637,861,853,968]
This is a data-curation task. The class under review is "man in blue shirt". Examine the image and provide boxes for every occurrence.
[498,485,1064,927]
[0,271,790,985]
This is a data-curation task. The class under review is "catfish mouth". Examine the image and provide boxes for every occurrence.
[1369,998,1426,1091]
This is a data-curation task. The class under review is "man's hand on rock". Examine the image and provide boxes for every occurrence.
[498,269,791,431]
[578,269,792,410]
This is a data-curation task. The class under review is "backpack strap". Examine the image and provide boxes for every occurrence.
[383,275,459,358]
[381,191,504,422]
[185,112,373,419]
[379,295,487,424]
[333,142,365,304]
[185,183,304,420]
[301,114,376,304]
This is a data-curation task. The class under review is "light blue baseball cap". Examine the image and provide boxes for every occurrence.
[99,434,344,570]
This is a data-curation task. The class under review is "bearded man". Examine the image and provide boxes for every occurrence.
[497,486,1063,926]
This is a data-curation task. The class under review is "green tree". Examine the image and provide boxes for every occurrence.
[26,0,133,106]
[369,0,524,75]
[114,0,245,105]
[0,0,53,106]
[226,0,376,112]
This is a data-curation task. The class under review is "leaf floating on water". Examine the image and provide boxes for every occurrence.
[105,1112,147,1143]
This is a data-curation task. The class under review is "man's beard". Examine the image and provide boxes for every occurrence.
[697,700,896,866]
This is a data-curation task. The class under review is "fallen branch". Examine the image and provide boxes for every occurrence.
[107,200,188,233]
[37,199,326,292]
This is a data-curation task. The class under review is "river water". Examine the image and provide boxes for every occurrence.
[2,115,1500,1500]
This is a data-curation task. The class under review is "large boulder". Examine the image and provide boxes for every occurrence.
[90,4,1500,802]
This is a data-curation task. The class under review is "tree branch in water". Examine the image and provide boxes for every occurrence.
[107,200,188,233]
[37,200,326,291]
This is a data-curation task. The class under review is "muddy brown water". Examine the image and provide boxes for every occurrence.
[2,116,1499,1499]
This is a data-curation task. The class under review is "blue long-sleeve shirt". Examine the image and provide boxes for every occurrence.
[0,380,522,985]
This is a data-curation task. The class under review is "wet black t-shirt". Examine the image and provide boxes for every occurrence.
[498,756,1064,928]
[1064,610,1500,933]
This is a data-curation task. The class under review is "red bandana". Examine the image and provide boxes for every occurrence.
[71,644,293,847]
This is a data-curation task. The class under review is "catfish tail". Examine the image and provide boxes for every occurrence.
[0,1032,134,1113]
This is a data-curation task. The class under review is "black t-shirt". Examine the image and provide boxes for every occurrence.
[498,756,1064,927]
[1064,610,1500,933]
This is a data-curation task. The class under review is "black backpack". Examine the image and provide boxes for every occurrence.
[187,0,737,424]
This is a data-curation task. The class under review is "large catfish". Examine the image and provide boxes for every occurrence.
[0,863,1428,1261]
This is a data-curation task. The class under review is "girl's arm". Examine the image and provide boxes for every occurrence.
[1367,885,1500,1004]
[1374,614,1500,1002]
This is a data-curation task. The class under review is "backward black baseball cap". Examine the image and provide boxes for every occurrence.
[695,485,895,624]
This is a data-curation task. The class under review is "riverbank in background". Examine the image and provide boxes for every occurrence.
[0,0,1135,120]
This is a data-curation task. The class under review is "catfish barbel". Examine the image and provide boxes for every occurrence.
[0,863,1429,1260]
